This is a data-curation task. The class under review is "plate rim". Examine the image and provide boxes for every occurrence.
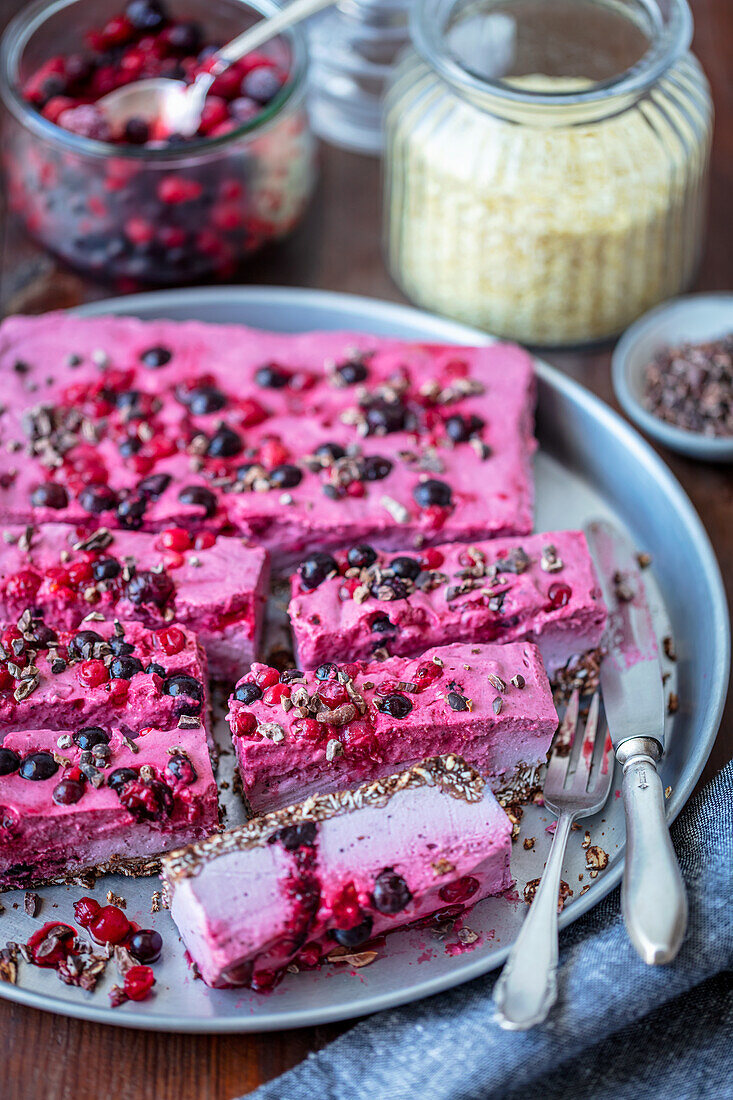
[1,285,728,1031]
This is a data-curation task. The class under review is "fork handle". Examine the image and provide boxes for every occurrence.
[618,739,687,965]
[493,812,574,1029]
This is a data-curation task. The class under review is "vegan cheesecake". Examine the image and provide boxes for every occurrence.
[0,523,269,681]
[227,641,558,814]
[0,723,218,891]
[288,530,607,675]
[161,755,513,989]
[0,313,536,567]
[0,614,217,889]
[0,617,209,737]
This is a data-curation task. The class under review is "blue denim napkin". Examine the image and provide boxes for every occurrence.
[246,760,733,1100]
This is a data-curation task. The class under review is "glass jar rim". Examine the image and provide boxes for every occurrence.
[0,0,308,161]
[410,0,694,109]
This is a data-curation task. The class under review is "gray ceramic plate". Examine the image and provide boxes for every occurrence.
[0,287,728,1031]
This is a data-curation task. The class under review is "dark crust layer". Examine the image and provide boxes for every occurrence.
[161,754,485,884]
[0,853,163,893]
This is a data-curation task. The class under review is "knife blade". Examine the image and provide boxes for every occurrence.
[585,519,687,965]
[585,519,665,750]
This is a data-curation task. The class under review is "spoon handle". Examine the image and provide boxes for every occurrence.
[214,0,338,71]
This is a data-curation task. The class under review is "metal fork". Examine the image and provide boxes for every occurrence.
[493,690,614,1029]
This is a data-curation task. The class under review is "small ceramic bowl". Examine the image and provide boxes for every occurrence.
[612,293,733,463]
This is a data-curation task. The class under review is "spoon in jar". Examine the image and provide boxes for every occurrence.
[98,0,337,138]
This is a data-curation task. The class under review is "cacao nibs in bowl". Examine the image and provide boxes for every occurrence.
[642,334,733,437]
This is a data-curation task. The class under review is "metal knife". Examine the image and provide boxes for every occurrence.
[585,519,687,964]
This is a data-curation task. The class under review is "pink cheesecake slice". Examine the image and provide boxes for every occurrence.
[289,531,607,676]
[0,723,218,891]
[0,312,535,568]
[161,755,512,989]
[0,523,269,681]
[0,618,209,739]
[227,641,557,814]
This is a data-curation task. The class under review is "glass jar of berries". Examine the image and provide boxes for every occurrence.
[0,0,317,287]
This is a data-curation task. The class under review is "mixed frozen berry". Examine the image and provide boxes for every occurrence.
[21,899,162,1005]
[7,0,314,284]
[21,0,290,148]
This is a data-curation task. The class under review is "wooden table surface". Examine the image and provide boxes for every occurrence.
[1,0,731,1095]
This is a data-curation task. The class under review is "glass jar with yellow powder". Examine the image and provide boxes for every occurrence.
[384,0,712,346]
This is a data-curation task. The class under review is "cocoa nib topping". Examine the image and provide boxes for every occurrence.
[540,544,563,573]
[335,542,542,610]
[493,547,531,575]
[643,334,733,437]
[447,690,470,712]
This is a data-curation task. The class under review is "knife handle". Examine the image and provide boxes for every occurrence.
[618,738,687,965]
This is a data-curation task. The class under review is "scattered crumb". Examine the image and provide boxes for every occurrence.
[113,945,135,975]
[0,953,18,984]
[663,636,677,661]
[668,692,679,714]
[523,837,535,851]
[636,551,652,569]
[524,878,573,912]
[665,786,672,800]
[24,892,41,918]
[150,891,162,914]
[585,846,609,873]
[431,858,455,876]
[326,949,377,968]
[581,831,591,849]
[106,891,126,909]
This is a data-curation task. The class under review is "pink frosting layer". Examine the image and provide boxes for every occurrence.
[162,757,512,989]
[227,641,557,814]
[289,530,607,674]
[0,313,535,568]
[0,618,209,738]
[0,523,269,681]
[0,725,218,890]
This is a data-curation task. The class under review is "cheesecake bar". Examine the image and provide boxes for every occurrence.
[289,531,607,675]
[161,755,512,989]
[0,312,536,567]
[227,641,557,814]
[0,618,209,738]
[0,723,218,891]
[0,523,269,681]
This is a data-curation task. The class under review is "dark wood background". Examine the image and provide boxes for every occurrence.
[1,0,731,1096]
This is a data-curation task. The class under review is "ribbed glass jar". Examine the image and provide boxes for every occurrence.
[385,0,712,346]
